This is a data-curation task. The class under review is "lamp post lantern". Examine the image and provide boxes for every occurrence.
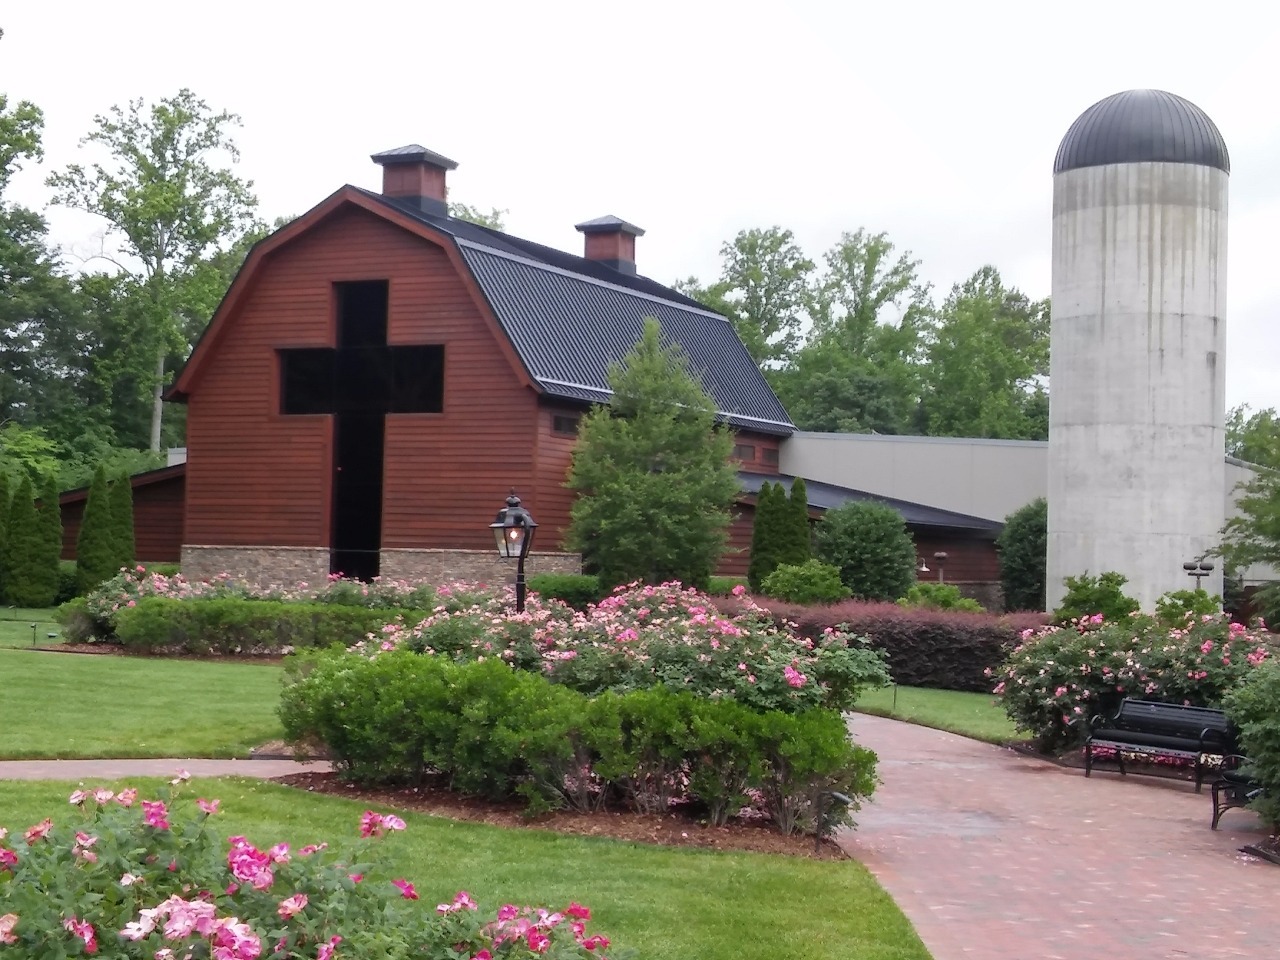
[490,491,538,613]
[933,551,948,584]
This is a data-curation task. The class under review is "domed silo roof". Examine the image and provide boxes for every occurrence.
[1053,89,1229,174]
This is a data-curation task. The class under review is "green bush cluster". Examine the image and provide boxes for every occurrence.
[112,596,428,655]
[814,501,917,602]
[1223,658,1280,828]
[707,575,747,596]
[994,613,1276,750]
[747,480,811,591]
[997,497,1046,611]
[1155,588,1220,626]
[1053,571,1140,624]
[280,649,877,836]
[527,573,603,609]
[898,582,984,612]
[760,559,850,605]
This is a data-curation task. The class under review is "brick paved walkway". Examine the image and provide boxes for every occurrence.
[840,714,1279,960]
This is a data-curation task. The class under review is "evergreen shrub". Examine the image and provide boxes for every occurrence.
[814,500,917,601]
[280,648,878,836]
[113,597,428,655]
[56,560,79,604]
[747,482,784,592]
[5,475,57,607]
[1223,657,1280,828]
[528,573,603,609]
[760,559,850,605]
[997,497,1047,611]
[898,582,984,612]
[1054,571,1140,624]
[781,477,812,567]
[108,475,136,571]
[75,464,117,594]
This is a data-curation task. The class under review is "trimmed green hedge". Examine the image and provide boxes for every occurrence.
[280,648,878,835]
[113,597,428,655]
[527,573,603,610]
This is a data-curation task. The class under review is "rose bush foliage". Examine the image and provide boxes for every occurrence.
[0,777,624,960]
[991,612,1277,749]
[356,580,891,715]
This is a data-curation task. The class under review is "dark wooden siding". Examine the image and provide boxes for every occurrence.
[530,403,583,552]
[913,535,1000,582]
[184,205,539,552]
[730,430,782,474]
[61,471,185,563]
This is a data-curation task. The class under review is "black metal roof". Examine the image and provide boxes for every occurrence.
[575,214,645,236]
[738,471,1003,537]
[370,144,459,170]
[363,190,795,435]
[1054,90,1229,175]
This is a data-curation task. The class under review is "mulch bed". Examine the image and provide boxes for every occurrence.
[270,771,848,860]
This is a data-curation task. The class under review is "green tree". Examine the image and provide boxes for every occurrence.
[447,202,507,230]
[1219,458,1280,622]
[782,477,811,567]
[109,475,136,571]
[566,317,739,590]
[48,89,259,451]
[75,465,117,594]
[37,473,63,601]
[1226,404,1280,467]
[814,500,917,602]
[4,474,54,606]
[919,267,1049,439]
[773,229,933,433]
[997,497,1048,612]
[747,482,783,592]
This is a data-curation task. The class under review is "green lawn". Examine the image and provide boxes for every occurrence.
[855,685,1024,744]
[0,778,931,960]
[0,608,63,648]
[0,649,284,758]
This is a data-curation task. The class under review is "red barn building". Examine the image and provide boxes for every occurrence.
[167,146,794,585]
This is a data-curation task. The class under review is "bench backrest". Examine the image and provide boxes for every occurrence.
[1113,699,1235,744]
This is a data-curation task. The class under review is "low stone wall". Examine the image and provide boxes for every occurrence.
[180,545,331,586]
[379,548,581,585]
[952,581,1005,612]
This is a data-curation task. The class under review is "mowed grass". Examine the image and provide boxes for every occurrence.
[0,608,63,648]
[855,685,1024,744]
[0,778,932,960]
[0,650,284,758]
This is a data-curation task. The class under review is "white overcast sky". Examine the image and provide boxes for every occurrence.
[3,0,1279,410]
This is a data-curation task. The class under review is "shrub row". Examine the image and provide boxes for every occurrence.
[1224,657,1280,828]
[745,598,1048,693]
[108,596,428,655]
[281,649,878,836]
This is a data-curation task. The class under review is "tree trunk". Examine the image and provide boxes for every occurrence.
[149,349,165,452]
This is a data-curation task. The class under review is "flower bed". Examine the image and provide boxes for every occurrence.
[0,776,620,960]
[364,581,890,715]
[992,612,1278,750]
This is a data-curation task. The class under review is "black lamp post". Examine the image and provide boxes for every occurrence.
[933,551,948,584]
[1183,557,1214,590]
[490,491,537,613]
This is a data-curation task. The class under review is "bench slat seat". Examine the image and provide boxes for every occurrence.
[1084,699,1238,793]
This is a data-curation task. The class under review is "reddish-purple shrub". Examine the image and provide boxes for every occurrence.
[726,597,1050,693]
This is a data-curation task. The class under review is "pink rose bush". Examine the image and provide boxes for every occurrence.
[991,611,1277,749]
[355,580,889,714]
[0,780,621,960]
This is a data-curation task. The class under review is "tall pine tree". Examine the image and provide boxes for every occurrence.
[76,464,117,594]
[37,473,64,604]
[748,481,784,591]
[782,477,812,567]
[4,475,53,606]
[109,476,136,571]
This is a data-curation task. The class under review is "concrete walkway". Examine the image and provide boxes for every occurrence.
[841,714,1279,960]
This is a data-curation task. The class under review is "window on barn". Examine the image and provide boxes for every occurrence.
[732,443,756,461]
[553,414,581,436]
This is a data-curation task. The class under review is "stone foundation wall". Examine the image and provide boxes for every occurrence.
[952,581,1006,613]
[379,549,581,586]
[180,546,330,586]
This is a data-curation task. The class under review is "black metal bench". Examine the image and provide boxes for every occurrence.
[1210,759,1264,829]
[1083,699,1237,793]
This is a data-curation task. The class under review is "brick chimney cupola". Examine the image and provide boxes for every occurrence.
[574,215,645,275]
[371,144,458,217]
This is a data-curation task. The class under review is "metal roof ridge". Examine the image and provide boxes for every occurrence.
[455,237,729,322]
[539,378,794,430]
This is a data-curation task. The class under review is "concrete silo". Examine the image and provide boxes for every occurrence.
[1047,90,1229,612]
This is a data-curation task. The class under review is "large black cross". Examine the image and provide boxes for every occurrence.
[279,280,443,580]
